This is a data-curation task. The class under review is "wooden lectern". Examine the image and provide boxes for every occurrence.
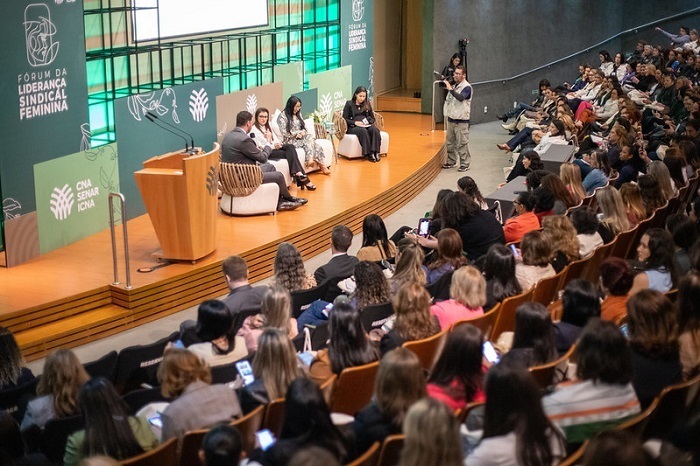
[134,143,220,261]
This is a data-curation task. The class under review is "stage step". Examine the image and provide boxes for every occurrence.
[376,94,422,113]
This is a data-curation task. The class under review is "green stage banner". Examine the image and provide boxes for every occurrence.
[114,78,223,218]
[0,0,89,264]
[341,0,374,97]
[34,144,119,254]
[308,66,353,122]
[274,62,305,100]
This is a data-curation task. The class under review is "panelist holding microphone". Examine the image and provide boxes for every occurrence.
[221,111,307,212]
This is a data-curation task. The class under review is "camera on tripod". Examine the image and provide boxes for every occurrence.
[458,38,469,50]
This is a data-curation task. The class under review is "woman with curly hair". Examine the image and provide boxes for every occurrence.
[430,266,486,330]
[21,348,89,430]
[0,326,33,392]
[638,174,667,216]
[380,282,440,354]
[352,261,391,309]
[596,185,631,235]
[630,228,676,294]
[423,228,467,285]
[619,182,647,227]
[357,214,397,262]
[272,242,316,292]
[389,238,427,295]
[541,215,580,272]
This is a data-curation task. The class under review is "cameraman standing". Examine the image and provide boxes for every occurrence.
[442,65,473,172]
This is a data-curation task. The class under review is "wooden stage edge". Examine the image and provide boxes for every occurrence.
[4,113,446,361]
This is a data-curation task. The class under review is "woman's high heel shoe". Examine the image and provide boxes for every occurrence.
[295,175,317,191]
[318,163,331,175]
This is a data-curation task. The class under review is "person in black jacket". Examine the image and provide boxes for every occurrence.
[342,86,382,162]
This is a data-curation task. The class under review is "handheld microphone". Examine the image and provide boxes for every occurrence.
[146,111,196,151]
[145,113,190,152]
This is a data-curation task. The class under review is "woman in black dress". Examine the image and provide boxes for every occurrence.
[342,86,382,162]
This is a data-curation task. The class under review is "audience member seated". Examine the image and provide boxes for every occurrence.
[239,286,298,353]
[240,328,301,414]
[666,214,697,275]
[540,174,578,214]
[357,214,397,262]
[629,228,675,294]
[599,257,634,323]
[559,162,586,205]
[648,161,677,201]
[678,272,700,379]
[221,255,269,315]
[542,320,641,445]
[619,182,648,227]
[272,242,317,292]
[500,302,557,368]
[515,231,556,291]
[581,150,613,194]
[0,326,34,393]
[503,191,540,243]
[430,266,486,330]
[63,378,158,466]
[532,186,557,223]
[400,398,464,466]
[188,300,248,366]
[570,207,606,257]
[157,349,242,440]
[277,96,330,175]
[21,348,89,430]
[308,300,379,384]
[388,239,426,295]
[288,446,341,466]
[313,225,359,292]
[353,348,425,454]
[1,411,50,465]
[249,378,355,465]
[554,279,601,354]
[541,215,580,273]
[482,244,523,310]
[626,290,682,408]
[457,176,488,209]
[422,228,467,285]
[504,150,545,184]
[200,424,243,466]
[427,324,485,411]
[380,283,439,355]
[466,360,565,466]
[596,185,631,236]
[638,174,667,216]
[580,430,661,466]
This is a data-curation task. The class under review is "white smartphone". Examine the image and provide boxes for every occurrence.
[483,341,500,364]
[256,428,276,451]
[235,360,255,386]
[297,352,314,366]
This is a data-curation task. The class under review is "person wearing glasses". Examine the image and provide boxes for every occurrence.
[503,192,540,243]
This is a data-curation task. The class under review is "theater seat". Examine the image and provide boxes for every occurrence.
[333,110,390,159]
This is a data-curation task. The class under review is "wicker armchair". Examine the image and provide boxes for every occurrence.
[333,110,390,159]
[218,162,279,216]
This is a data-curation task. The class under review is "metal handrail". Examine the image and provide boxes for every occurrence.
[108,193,131,289]
[470,7,700,86]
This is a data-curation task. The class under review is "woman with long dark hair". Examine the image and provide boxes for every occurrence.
[427,324,485,411]
[273,242,316,292]
[540,174,577,213]
[250,377,354,465]
[467,361,565,466]
[638,174,667,215]
[308,300,378,384]
[277,96,330,175]
[678,272,700,379]
[353,261,391,309]
[357,214,397,261]
[342,86,382,162]
[63,378,158,465]
[457,176,487,209]
[189,300,248,366]
[554,279,601,353]
[482,244,522,310]
[582,150,612,195]
[501,302,557,368]
[630,228,676,294]
[0,326,33,392]
[250,107,315,190]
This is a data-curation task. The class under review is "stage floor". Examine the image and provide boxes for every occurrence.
[0,112,445,359]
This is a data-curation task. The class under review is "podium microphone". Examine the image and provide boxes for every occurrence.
[147,111,196,152]
[145,113,190,153]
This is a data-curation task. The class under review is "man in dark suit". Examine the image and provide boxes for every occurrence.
[221,255,269,315]
[221,111,306,211]
[314,225,359,297]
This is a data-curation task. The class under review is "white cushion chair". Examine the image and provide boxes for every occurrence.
[218,162,278,216]
[333,110,390,159]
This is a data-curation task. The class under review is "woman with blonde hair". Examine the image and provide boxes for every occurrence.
[353,348,426,453]
[273,242,316,292]
[559,163,586,204]
[21,348,89,430]
[647,161,677,201]
[240,328,302,413]
[389,238,426,295]
[430,266,486,330]
[541,215,580,272]
[158,348,242,439]
[380,282,440,354]
[239,285,300,353]
[619,182,647,227]
[596,185,631,235]
[399,398,463,466]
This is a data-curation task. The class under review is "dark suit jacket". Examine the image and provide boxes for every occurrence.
[314,254,359,284]
[223,284,268,314]
[221,127,272,165]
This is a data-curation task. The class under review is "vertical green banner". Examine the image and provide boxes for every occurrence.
[274,62,305,101]
[309,66,353,121]
[341,0,374,97]
[34,144,119,254]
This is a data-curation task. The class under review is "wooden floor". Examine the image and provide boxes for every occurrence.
[0,112,445,360]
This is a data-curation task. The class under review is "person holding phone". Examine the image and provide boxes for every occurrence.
[342,86,382,162]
